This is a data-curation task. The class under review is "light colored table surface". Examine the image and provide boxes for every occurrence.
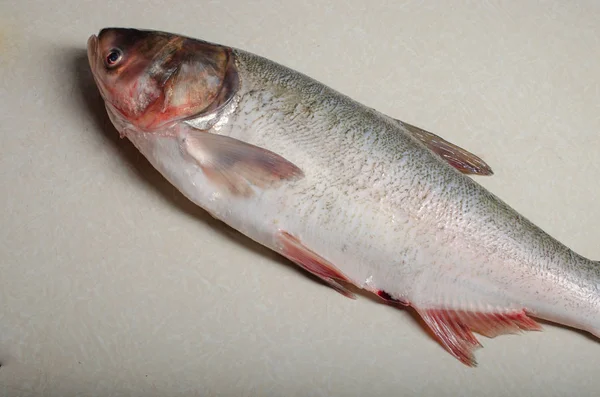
[2,1,600,396]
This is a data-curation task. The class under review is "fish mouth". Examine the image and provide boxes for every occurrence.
[86,34,98,72]
[86,34,110,102]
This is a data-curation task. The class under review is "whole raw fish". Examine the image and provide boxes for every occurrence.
[87,28,600,366]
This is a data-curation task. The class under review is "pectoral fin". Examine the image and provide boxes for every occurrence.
[179,127,304,197]
[395,119,494,176]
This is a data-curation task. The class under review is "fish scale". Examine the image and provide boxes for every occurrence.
[87,27,600,366]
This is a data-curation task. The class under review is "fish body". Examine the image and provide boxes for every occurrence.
[87,28,600,365]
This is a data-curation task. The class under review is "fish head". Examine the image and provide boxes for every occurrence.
[87,28,239,132]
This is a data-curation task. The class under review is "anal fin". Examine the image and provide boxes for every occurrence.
[416,308,542,366]
[277,230,356,299]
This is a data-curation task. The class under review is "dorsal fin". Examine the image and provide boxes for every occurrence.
[393,118,494,176]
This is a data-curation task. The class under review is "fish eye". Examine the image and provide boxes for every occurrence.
[105,48,123,67]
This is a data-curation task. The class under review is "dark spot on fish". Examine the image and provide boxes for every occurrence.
[377,290,409,305]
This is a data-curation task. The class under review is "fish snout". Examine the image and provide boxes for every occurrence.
[87,34,98,70]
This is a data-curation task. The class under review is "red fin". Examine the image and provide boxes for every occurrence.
[179,127,304,197]
[277,231,356,299]
[417,308,542,366]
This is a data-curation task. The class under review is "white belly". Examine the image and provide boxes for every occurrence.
[122,129,432,297]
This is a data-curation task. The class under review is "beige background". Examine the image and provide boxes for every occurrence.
[2,1,600,396]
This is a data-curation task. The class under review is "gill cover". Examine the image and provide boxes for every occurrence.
[93,28,239,131]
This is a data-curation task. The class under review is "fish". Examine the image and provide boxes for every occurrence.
[87,27,600,366]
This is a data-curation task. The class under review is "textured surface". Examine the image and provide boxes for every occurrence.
[1,1,600,396]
